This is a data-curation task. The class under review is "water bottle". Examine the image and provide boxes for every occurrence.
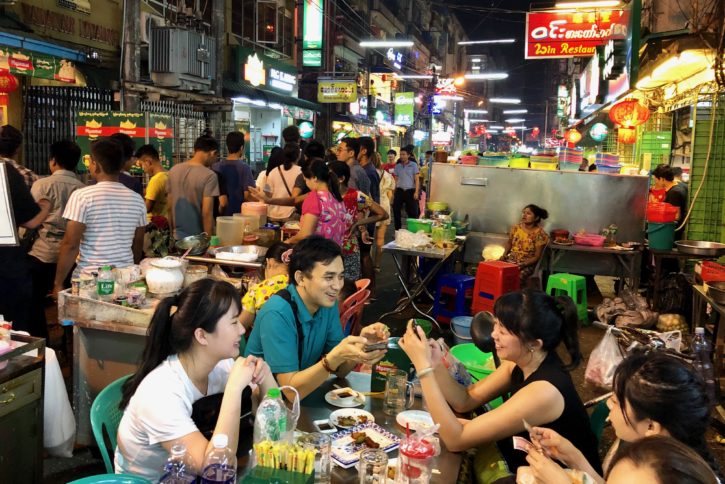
[253,388,288,444]
[692,327,717,405]
[159,443,196,483]
[200,434,237,484]
[96,265,115,301]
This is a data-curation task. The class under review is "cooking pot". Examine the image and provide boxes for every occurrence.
[674,240,725,257]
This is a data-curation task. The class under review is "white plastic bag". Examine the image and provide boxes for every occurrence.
[44,347,76,457]
[585,327,624,389]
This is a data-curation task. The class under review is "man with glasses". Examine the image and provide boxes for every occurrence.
[336,137,370,196]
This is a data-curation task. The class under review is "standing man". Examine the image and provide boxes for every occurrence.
[213,131,255,216]
[392,146,420,230]
[135,144,168,220]
[357,137,381,288]
[167,135,220,239]
[0,124,38,188]
[28,140,85,338]
[53,138,147,297]
[336,137,370,195]
[652,164,688,239]
[88,133,143,195]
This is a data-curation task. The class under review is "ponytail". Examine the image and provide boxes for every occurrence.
[554,295,582,369]
[302,158,343,202]
[327,169,343,202]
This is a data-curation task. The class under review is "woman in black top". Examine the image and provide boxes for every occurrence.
[399,289,600,477]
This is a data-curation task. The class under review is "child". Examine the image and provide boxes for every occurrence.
[239,242,291,330]
[338,278,358,306]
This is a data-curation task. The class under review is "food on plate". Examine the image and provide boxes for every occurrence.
[387,466,396,480]
[364,436,380,448]
[337,416,357,427]
[336,391,354,398]
[350,431,381,448]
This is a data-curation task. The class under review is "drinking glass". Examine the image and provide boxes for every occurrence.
[358,448,388,484]
[383,369,415,416]
[297,432,331,483]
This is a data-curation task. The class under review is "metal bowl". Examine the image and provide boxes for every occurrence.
[675,240,725,257]
[208,245,268,260]
[175,233,210,256]
[707,281,725,306]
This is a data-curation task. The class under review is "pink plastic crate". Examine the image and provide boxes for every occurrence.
[573,234,606,247]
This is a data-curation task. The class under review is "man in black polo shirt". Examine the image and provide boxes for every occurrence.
[652,164,688,239]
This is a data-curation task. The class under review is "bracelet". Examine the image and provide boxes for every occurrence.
[321,354,335,374]
[417,367,434,379]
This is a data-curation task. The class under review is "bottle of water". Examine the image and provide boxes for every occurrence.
[200,434,237,484]
[159,443,196,483]
[692,327,717,405]
[96,265,115,301]
[253,388,288,444]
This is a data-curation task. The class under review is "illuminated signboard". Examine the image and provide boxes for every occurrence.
[579,56,600,113]
[244,53,266,87]
[318,79,357,103]
[303,50,322,67]
[394,92,414,126]
[386,48,404,70]
[303,0,323,67]
[239,48,298,94]
[269,68,295,92]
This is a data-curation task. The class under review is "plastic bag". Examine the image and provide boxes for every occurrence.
[436,338,473,387]
[585,327,625,389]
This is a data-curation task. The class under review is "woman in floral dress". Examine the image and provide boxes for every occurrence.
[502,204,550,286]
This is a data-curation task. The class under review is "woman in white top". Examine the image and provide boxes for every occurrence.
[115,278,276,481]
[265,144,302,222]
[255,147,283,196]
[373,152,395,270]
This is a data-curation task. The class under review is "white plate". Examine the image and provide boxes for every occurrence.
[330,422,401,468]
[396,410,436,433]
[330,408,375,428]
[325,389,366,408]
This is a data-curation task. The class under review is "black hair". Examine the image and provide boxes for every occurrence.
[265,146,284,175]
[50,139,81,171]
[425,150,433,155]
[109,133,135,161]
[134,144,159,161]
[400,146,413,156]
[387,149,397,156]
[340,137,360,158]
[302,158,343,202]
[612,352,723,480]
[90,137,125,175]
[358,136,375,159]
[282,143,300,170]
[226,131,245,154]
[329,160,351,187]
[282,125,301,144]
[119,279,241,410]
[588,164,597,172]
[523,204,549,224]
[303,140,326,160]
[288,235,342,285]
[672,166,683,177]
[194,135,219,153]
[340,279,357,302]
[652,164,674,182]
[403,145,416,158]
[0,124,23,157]
[606,436,718,484]
[493,289,581,369]
[265,241,292,265]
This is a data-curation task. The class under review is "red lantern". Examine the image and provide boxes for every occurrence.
[0,70,18,106]
[618,127,637,144]
[565,129,582,145]
[609,98,650,128]
[532,126,540,137]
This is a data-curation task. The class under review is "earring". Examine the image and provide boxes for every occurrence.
[528,346,534,353]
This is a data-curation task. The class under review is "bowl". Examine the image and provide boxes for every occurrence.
[427,201,449,212]
[675,240,725,257]
[208,245,268,260]
[707,281,725,305]
[175,233,210,256]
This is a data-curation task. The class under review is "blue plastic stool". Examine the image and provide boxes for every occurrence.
[432,273,475,324]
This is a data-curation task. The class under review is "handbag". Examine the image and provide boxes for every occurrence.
[190,386,255,458]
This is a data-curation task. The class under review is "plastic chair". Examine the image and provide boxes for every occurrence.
[545,273,588,323]
[589,400,610,444]
[67,474,152,484]
[432,273,475,324]
[91,375,132,473]
[355,278,371,292]
[340,289,370,336]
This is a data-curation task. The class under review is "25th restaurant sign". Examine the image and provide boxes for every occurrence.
[525,9,629,59]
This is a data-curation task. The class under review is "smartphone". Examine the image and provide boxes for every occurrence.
[411,319,420,333]
[363,340,388,352]
[313,419,337,433]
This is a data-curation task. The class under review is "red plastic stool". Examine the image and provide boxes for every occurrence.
[432,273,475,325]
[472,261,520,314]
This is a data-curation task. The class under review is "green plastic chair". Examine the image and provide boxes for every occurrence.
[546,273,589,324]
[67,473,152,484]
[90,375,132,474]
[589,400,611,443]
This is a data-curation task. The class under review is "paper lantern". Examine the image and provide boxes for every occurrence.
[618,127,637,144]
[565,129,582,145]
[609,99,650,128]
[531,127,540,137]
[590,123,609,142]
[0,71,18,106]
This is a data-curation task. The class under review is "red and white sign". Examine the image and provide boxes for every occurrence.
[525,9,629,59]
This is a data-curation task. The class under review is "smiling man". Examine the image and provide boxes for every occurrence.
[244,235,388,399]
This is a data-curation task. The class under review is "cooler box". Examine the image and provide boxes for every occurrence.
[472,261,520,313]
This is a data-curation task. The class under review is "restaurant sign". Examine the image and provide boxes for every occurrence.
[237,48,298,95]
[317,79,357,103]
[0,47,76,83]
[394,92,414,126]
[525,9,629,59]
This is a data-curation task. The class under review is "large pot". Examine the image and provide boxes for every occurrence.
[675,240,725,257]
[146,257,185,295]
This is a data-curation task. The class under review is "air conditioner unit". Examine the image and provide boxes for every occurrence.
[149,27,216,91]
[141,12,164,44]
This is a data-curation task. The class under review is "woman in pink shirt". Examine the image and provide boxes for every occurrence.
[285,158,350,247]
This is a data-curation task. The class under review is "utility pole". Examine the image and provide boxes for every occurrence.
[121,0,141,111]
[544,99,549,146]
[210,0,225,139]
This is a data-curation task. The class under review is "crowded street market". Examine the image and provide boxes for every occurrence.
[0,0,725,482]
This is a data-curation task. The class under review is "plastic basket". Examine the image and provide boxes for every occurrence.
[646,203,678,223]
[596,164,622,174]
[479,157,509,167]
[450,344,496,378]
[573,234,606,247]
[701,261,725,283]
[509,158,529,169]
[531,161,558,171]
[559,161,581,171]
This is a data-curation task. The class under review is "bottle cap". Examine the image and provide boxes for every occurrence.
[267,388,281,398]
[210,235,221,246]
[212,434,228,448]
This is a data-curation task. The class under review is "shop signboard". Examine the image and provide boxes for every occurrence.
[579,56,601,114]
[303,49,322,67]
[525,9,629,59]
[298,121,314,139]
[386,48,404,70]
[0,47,76,83]
[238,48,298,94]
[431,130,451,146]
[262,144,275,163]
[283,106,314,121]
[317,79,357,103]
[394,92,415,126]
[147,113,174,170]
[75,112,146,171]
[557,84,569,117]
[302,0,323,66]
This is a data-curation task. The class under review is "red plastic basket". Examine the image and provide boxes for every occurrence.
[646,203,678,223]
[573,234,606,247]
[701,261,725,283]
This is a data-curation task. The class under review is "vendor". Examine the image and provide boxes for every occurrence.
[244,235,388,400]
[239,242,291,331]
[502,204,550,286]
[652,164,688,239]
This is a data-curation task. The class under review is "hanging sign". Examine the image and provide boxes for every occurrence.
[525,9,629,59]
[394,92,414,126]
[302,0,323,67]
[238,48,298,94]
[75,112,146,171]
[0,47,76,83]
[317,79,357,103]
[147,113,174,170]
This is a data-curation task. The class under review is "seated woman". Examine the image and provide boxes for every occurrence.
[525,351,723,483]
[244,235,388,400]
[239,242,291,331]
[399,289,599,478]
[502,204,549,286]
[115,279,276,480]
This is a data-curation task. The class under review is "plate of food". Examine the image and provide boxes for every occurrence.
[396,410,436,433]
[330,409,375,428]
[330,422,401,468]
[552,239,574,246]
[325,387,366,408]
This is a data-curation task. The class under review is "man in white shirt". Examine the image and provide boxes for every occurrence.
[53,137,147,297]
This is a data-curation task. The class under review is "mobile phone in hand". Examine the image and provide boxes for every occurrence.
[363,340,388,352]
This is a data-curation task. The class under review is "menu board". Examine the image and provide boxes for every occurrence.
[0,162,19,246]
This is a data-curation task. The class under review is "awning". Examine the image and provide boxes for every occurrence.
[224,79,323,112]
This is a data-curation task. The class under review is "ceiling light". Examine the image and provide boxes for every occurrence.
[394,74,432,79]
[458,39,515,45]
[471,58,482,63]
[360,40,414,47]
[464,73,509,80]
[472,65,481,71]
[487,129,500,133]
[554,1,621,8]
[489,98,521,104]
[503,109,528,114]
[437,95,464,101]
[505,118,526,123]
[490,125,505,129]
[464,109,489,114]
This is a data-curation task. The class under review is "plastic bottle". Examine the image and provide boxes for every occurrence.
[96,265,115,301]
[200,434,237,484]
[159,443,196,483]
[692,327,717,405]
[253,388,288,444]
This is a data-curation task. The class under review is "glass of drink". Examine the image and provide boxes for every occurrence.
[383,369,415,416]
[358,448,388,483]
[297,432,331,483]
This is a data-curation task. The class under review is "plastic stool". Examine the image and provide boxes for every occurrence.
[472,261,520,314]
[432,273,475,324]
[545,273,588,323]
